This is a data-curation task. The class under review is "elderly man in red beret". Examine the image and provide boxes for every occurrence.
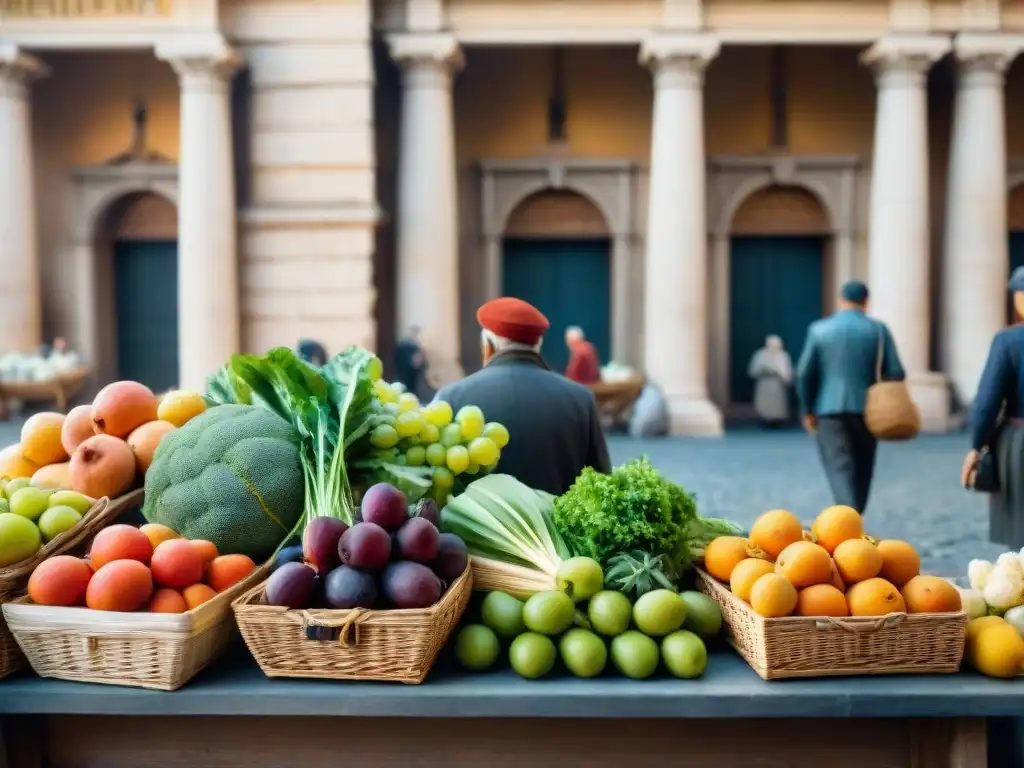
[434,297,611,495]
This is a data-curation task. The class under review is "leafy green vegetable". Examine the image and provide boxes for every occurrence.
[605,550,676,601]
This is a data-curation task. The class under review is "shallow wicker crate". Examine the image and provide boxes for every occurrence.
[233,566,472,684]
[694,567,968,680]
[0,489,143,679]
[3,551,267,691]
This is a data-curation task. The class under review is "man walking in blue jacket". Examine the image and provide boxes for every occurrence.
[796,281,906,514]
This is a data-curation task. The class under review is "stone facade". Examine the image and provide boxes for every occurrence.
[3,0,1024,430]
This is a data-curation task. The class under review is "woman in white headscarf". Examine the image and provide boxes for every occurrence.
[747,335,794,427]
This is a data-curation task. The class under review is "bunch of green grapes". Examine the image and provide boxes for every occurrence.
[367,381,510,501]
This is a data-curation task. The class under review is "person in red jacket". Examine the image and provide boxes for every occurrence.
[564,326,601,384]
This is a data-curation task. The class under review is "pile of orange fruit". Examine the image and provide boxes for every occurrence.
[703,506,962,619]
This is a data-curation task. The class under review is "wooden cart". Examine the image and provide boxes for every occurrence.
[0,367,90,420]
[587,375,644,426]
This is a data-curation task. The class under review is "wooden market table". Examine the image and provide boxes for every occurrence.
[0,367,89,420]
[588,376,644,425]
[1,649,1019,768]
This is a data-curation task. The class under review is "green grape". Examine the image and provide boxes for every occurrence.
[405,445,427,466]
[467,461,481,475]
[432,466,455,490]
[395,454,408,465]
[446,445,470,475]
[460,420,483,441]
[398,392,420,413]
[395,411,424,438]
[424,400,454,427]
[383,402,401,416]
[457,406,485,440]
[391,381,408,394]
[440,423,463,447]
[369,424,399,449]
[419,423,440,444]
[399,437,422,452]
[367,355,383,383]
[467,437,499,467]
[425,443,447,467]
[373,379,398,404]
[376,412,396,427]
[483,422,510,449]
[481,461,498,474]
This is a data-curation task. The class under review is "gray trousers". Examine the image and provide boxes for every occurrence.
[815,414,878,515]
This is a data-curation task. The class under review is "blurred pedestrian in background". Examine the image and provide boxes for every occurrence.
[296,339,327,367]
[747,334,793,428]
[395,325,430,400]
[564,325,601,384]
[961,266,1024,549]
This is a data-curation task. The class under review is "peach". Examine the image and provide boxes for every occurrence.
[206,554,257,592]
[91,381,159,439]
[30,461,71,490]
[139,523,180,550]
[148,588,188,614]
[69,434,136,499]
[20,412,68,466]
[191,539,219,566]
[28,555,93,607]
[182,583,217,610]
[0,444,39,480]
[62,404,96,456]
[89,524,153,569]
[86,559,153,612]
[150,538,204,589]
[126,420,176,473]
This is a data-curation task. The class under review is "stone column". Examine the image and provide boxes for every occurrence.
[640,34,722,436]
[861,36,950,432]
[0,45,48,353]
[943,34,1024,406]
[156,40,243,390]
[388,34,463,387]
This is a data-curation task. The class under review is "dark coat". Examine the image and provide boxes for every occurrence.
[435,350,612,496]
[971,325,1024,450]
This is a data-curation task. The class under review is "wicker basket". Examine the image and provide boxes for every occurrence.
[0,489,144,679]
[3,563,266,691]
[695,568,967,680]
[233,566,472,684]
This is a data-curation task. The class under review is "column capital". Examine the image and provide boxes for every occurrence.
[953,33,1024,84]
[155,36,244,93]
[860,35,950,86]
[0,44,49,100]
[388,33,463,74]
[640,33,719,88]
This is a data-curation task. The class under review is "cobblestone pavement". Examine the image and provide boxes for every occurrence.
[0,418,997,577]
[608,428,1002,578]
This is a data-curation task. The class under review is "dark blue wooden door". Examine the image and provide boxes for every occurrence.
[729,235,824,405]
[114,240,179,391]
[1008,232,1024,323]
[502,238,611,375]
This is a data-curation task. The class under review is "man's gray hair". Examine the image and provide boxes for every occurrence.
[481,328,542,354]
[565,326,584,341]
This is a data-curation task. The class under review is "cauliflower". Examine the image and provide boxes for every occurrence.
[983,569,1024,612]
[1005,606,1024,637]
[997,552,1024,577]
[958,588,988,620]
[969,559,995,591]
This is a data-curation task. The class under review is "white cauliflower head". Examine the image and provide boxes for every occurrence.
[969,559,995,592]
[984,570,1024,611]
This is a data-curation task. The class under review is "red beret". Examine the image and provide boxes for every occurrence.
[477,297,550,345]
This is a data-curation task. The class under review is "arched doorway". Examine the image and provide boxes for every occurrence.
[95,191,179,391]
[1008,184,1024,323]
[501,189,612,374]
[728,185,830,414]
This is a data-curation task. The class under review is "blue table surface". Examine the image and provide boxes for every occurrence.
[1,648,1023,719]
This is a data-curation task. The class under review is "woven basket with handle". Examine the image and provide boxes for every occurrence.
[0,489,144,679]
[233,565,472,684]
[695,568,967,679]
[864,323,920,441]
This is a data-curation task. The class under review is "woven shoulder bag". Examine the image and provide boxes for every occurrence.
[864,324,920,441]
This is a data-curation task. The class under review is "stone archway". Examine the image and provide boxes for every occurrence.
[500,189,613,373]
[72,163,179,387]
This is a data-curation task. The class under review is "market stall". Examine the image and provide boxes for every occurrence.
[0,345,1022,768]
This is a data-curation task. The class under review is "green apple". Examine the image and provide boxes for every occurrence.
[0,513,42,567]
[48,491,94,516]
[9,487,52,522]
[37,505,82,542]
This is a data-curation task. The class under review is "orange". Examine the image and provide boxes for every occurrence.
[703,536,755,582]
[206,554,257,592]
[774,541,832,588]
[749,573,798,618]
[749,509,804,560]
[20,412,68,466]
[832,538,883,585]
[148,588,187,614]
[876,540,921,588]
[796,584,849,617]
[900,575,962,614]
[811,505,863,554]
[829,560,846,592]
[845,577,906,616]
[0,444,39,480]
[139,523,180,551]
[182,583,217,610]
[729,558,776,602]
[191,539,219,566]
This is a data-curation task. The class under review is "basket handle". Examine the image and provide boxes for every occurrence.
[814,613,907,633]
[300,608,369,647]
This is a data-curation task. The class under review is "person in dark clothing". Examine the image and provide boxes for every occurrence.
[394,326,428,398]
[296,339,327,367]
[435,297,611,496]
[961,267,1024,549]
[796,281,906,515]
